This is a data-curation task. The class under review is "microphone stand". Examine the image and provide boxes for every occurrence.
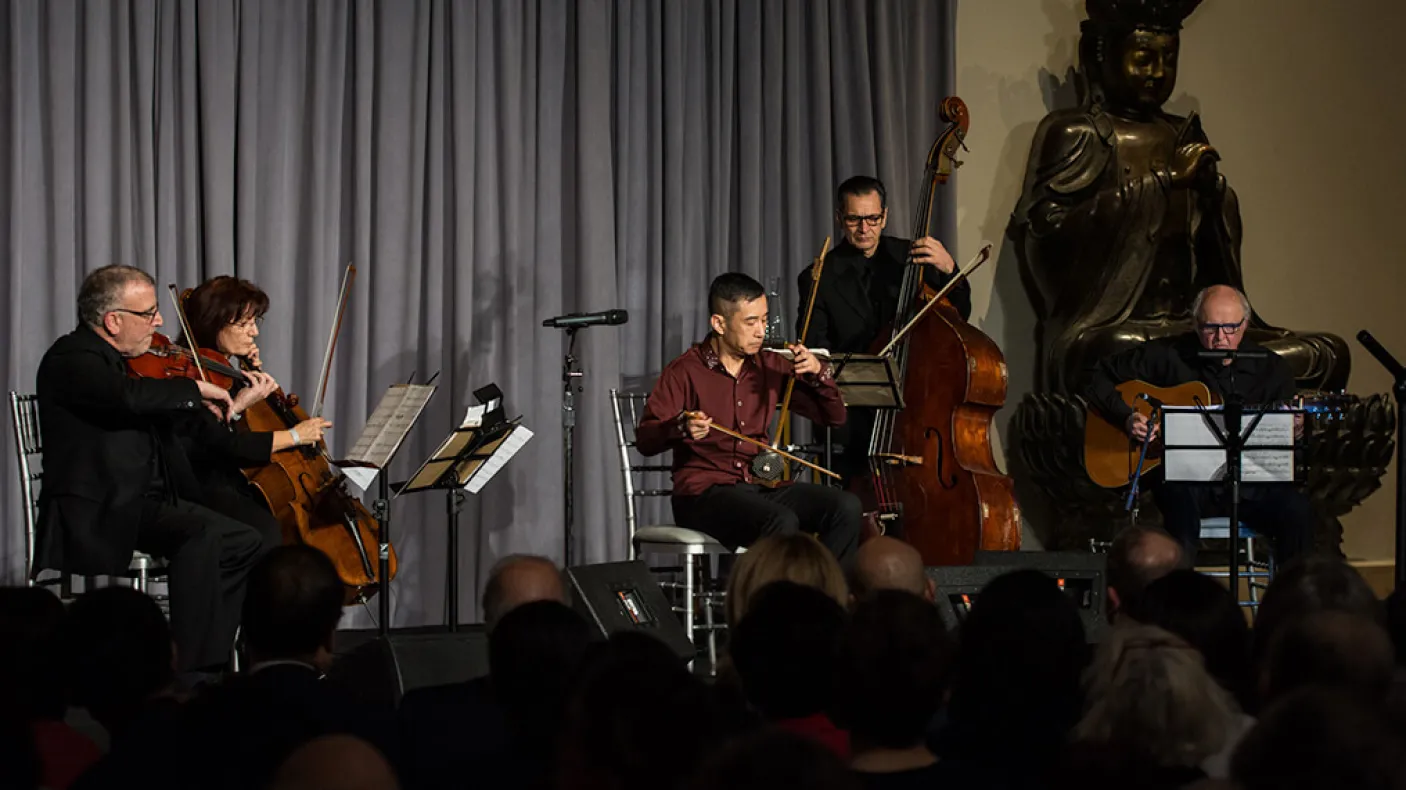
[1125,398,1161,527]
[1356,331,1406,588]
[562,328,583,568]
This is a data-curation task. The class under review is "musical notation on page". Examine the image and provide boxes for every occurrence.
[345,384,437,470]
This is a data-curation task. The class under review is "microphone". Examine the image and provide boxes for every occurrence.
[1357,330,1405,379]
[1136,392,1165,409]
[542,309,629,329]
[1196,349,1268,360]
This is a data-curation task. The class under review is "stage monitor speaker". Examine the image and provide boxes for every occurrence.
[565,559,695,662]
[324,626,490,712]
[926,551,1107,643]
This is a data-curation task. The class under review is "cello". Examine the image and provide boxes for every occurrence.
[168,271,397,605]
[861,96,1021,565]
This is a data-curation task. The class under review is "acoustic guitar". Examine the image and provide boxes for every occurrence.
[1083,380,1215,488]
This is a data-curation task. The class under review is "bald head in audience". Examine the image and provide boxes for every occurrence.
[272,735,399,790]
[1106,527,1182,620]
[851,536,934,602]
[482,554,567,631]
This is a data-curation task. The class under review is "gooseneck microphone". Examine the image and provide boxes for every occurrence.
[1136,392,1165,409]
[542,309,628,329]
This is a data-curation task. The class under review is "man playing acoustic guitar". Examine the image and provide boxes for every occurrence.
[1084,285,1313,568]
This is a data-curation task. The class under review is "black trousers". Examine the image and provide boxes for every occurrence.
[136,496,278,671]
[1152,482,1314,568]
[672,482,862,564]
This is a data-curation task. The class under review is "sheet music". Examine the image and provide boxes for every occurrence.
[1243,413,1296,447]
[1163,408,1296,446]
[1162,408,1295,483]
[399,422,533,495]
[344,384,437,468]
[1244,449,1295,481]
[338,466,380,498]
[465,426,532,494]
[1164,448,1294,483]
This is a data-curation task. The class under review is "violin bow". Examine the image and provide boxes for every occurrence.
[684,411,841,481]
[877,241,993,358]
[311,263,356,420]
[166,284,212,384]
[770,235,831,451]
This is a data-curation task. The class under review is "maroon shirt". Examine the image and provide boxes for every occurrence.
[636,340,847,496]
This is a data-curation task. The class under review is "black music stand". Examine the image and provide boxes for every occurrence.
[1161,394,1297,603]
[819,353,904,487]
[331,383,438,638]
[831,353,905,410]
[396,383,528,632]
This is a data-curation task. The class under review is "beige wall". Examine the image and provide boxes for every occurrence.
[955,0,1406,560]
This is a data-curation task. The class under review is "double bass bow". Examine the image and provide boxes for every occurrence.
[859,95,1021,565]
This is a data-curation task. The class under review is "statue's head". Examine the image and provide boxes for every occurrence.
[1080,0,1203,114]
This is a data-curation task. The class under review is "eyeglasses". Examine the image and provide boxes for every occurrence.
[112,306,160,323]
[1198,319,1244,337]
[231,316,264,330]
[842,214,884,227]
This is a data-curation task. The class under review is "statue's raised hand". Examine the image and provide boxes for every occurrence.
[1169,142,1220,190]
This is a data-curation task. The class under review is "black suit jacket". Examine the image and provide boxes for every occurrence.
[396,677,509,790]
[34,325,270,576]
[175,663,394,790]
[797,236,972,353]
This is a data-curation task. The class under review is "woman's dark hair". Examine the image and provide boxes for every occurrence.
[943,569,1089,766]
[1251,556,1383,669]
[1130,569,1253,709]
[833,589,954,748]
[179,275,269,350]
[558,632,726,790]
[729,580,846,721]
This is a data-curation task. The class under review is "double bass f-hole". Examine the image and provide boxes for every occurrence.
[922,427,959,490]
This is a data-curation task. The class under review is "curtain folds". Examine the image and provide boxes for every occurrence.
[2,0,954,627]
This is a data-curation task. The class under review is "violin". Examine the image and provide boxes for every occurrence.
[126,332,250,391]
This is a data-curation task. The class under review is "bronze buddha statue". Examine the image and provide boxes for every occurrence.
[1013,0,1348,394]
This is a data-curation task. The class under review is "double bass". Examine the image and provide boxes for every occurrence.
[860,96,1021,565]
[167,271,397,604]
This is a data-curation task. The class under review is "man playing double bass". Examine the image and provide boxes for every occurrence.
[637,273,862,562]
[35,265,279,675]
[797,175,972,490]
[1083,284,1313,568]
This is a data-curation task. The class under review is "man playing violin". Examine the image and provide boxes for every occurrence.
[176,275,332,522]
[1083,284,1313,568]
[34,265,278,675]
[637,273,861,562]
[796,175,972,489]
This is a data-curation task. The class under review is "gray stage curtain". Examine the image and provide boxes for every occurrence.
[1,0,954,628]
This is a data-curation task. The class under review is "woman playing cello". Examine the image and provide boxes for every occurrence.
[173,276,332,536]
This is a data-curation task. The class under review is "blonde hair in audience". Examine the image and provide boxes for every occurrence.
[724,533,849,627]
[1075,623,1240,767]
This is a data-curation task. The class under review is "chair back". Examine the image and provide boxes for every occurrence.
[8,392,42,582]
[609,389,675,557]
